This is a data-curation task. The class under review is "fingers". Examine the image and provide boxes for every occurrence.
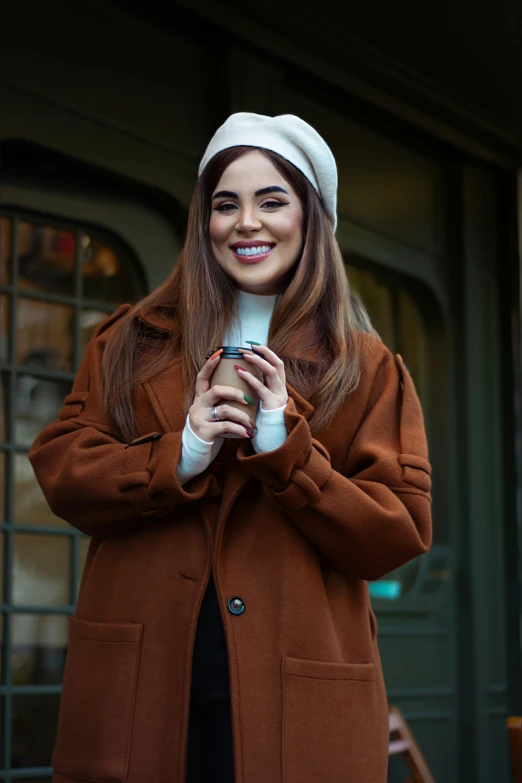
[190,416,253,442]
[235,363,288,410]
[189,406,254,442]
[195,350,223,397]
[238,346,285,383]
[203,385,253,409]
[211,403,257,432]
[233,368,267,399]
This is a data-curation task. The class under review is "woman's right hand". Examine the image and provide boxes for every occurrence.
[189,352,256,442]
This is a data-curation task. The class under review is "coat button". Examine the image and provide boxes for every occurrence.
[227,596,245,616]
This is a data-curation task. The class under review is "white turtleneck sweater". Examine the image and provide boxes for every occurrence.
[177,290,288,485]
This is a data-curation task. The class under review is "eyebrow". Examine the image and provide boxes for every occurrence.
[212,185,289,200]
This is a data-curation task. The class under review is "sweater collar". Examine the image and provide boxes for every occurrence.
[136,303,323,364]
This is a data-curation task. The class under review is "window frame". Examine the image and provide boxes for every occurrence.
[0,208,147,778]
[346,256,452,613]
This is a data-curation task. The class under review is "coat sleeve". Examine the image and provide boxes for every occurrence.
[236,347,432,580]
[28,307,220,538]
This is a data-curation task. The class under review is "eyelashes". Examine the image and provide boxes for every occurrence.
[213,200,289,213]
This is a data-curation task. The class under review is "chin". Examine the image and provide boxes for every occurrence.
[236,273,280,293]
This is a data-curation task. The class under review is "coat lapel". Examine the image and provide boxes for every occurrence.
[141,359,186,433]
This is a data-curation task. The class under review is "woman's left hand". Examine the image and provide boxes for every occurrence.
[237,345,289,411]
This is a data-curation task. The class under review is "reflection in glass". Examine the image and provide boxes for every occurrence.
[368,559,421,600]
[13,534,70,606]
[11,613,68,686]
[17,297,74,371]
[14,453,68,528]
[81,308,111,357]
[18,221,76,296]
[0,294,9,360]
[82,233,136,302]
[11,692,60,768]
[0,216,11,284]
[15,374,71,448]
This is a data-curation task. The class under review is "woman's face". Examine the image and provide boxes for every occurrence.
[209,150,304,295]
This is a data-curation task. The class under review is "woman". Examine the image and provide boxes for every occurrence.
[30,112,432,783]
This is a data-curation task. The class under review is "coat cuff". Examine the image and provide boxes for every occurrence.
[237,398,332,510]
[117,431,219,517]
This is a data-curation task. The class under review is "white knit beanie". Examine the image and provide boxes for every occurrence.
[198,112,338,231]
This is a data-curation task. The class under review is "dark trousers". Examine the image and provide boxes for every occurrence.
[186,692,235,783]
[186,576,235,783]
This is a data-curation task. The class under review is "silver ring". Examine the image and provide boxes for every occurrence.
[211,406,220,422]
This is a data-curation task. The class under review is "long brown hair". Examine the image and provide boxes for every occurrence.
[102,146,376,442]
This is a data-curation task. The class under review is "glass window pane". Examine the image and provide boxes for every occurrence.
[1,371,8,442]
[0,216,11,284]
[398,288,427,402]
[11,692,60,768]
[11,613,68,685]
[17,297,74,371]
[18,221,76,295]
[15,374,71,448]
[14,453,68,528]
[1,294,10,360]
[82,233,136,302]
[81,308,110,357]
[13,534,70,606]
[347,265,396,350]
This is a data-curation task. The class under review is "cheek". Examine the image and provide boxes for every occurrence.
[209,215,229,247]
[277,211,303,249]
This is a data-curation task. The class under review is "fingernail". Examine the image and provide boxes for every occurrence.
[246,429,254,438]
[210,349,223,360]
[245,341,261,346]
[234,364,244,371]
[244,394,255,405]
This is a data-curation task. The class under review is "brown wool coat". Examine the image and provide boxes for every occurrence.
[29,304,432,783]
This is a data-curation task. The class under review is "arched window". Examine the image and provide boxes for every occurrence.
[347,263,449,602]
[0,210,147,776]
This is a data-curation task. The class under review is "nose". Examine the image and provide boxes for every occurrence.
[235,206,262,233]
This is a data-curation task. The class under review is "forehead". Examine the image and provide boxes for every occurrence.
[215,150,293,193]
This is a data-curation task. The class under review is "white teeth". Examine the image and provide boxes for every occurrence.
[235,245,272,256]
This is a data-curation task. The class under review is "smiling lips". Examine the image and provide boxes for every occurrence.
[230,242,276,263]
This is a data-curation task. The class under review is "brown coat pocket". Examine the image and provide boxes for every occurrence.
[52,615,143,782]
[282,657,385,783]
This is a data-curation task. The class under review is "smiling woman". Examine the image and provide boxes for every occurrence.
[209,151,303,294]
[28,113,432,783]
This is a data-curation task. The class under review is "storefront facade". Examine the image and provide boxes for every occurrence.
[1,1,520,780]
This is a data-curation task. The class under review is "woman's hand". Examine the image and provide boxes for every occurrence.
[237,345,289,410]
[189,352,257,442]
